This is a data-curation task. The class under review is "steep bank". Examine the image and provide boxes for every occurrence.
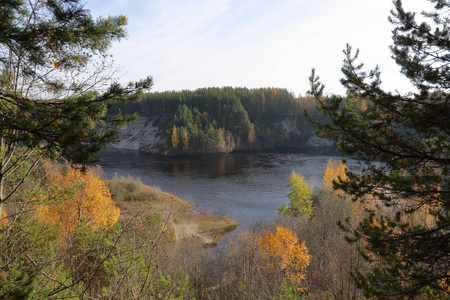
[113,116,167,154]
[113,115,327,155]
[111,87,330,155]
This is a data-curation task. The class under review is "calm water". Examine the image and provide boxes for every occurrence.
[99,149,357,238]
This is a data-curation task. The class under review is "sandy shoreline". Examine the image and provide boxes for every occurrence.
[108,179,238,246]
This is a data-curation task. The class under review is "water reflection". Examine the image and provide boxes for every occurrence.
[99,149,350,235]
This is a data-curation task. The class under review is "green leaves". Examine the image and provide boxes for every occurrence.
[279,171,313,218]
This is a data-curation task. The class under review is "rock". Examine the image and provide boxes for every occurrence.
[113,117,166,154]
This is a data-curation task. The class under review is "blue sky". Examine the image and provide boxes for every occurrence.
[85,0,428,96]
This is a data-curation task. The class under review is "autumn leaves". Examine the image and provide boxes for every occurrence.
[225,158,348,293]
[35,166,120,243]
[279,158,347,218]
[259,227,311,290]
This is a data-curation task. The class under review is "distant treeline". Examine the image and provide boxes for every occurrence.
[111,87,327,154]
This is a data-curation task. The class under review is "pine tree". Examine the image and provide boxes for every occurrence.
[308,0,449,298]
[0,0,152,217]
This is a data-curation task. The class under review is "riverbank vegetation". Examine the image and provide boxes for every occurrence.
[0,157,371,299]
[0,160,195,298]
[3,156,446,299]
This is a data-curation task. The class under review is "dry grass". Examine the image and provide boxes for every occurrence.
[106,175,237,246]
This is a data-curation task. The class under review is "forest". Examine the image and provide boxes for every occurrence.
[1,0,449,299]
[112,87,325,154]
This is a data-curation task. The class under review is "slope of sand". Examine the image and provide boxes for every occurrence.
[109,180,238,246]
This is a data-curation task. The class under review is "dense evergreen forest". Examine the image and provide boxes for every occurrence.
[112,87,327,154]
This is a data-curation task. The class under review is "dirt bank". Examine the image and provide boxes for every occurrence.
[107,178,238,246]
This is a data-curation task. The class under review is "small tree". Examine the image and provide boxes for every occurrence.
[322,158,348,195]
[172,124,179,149]
[279,170,313,218]
[36,168,120,239]
[259,226,311,290]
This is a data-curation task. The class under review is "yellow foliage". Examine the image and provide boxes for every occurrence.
[0,209,9,229]
[171,124,179,149]
[36,169,119,238]
[405,201,439,229]
[437,274,450,294]
[280,170,313,217]
[42,160,62,183]
[359,100,368,111]
[181,129,189,151]
[259,226,311,288]
[322,158,348,193]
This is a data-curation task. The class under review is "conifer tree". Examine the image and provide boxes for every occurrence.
[0,0,152,217]
[308,0,449,298]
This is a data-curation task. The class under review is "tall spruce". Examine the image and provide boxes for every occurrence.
[0,0,152,218]
[308,0,449,298]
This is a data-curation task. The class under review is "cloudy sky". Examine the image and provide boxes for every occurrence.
[85,0,428,96]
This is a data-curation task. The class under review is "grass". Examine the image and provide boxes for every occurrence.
[107,174,167,203]
[106,174,237,246]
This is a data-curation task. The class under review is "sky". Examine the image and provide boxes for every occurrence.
[85,0,429,96]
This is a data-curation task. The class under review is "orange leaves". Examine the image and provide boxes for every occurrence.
[0,209,9,229]
[53,61,60,68]
[322,158,348,193]
[171,124,179,149]
[181,128,189,151]
[259,226,311,288]
[35,169,119,238]
[272,87,277,97]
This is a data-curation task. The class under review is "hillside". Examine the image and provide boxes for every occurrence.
[111,87,329,155]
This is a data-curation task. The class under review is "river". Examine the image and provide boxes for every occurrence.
[99,148,358,240]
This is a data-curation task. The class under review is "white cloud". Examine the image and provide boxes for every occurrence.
[86,0,427,95]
